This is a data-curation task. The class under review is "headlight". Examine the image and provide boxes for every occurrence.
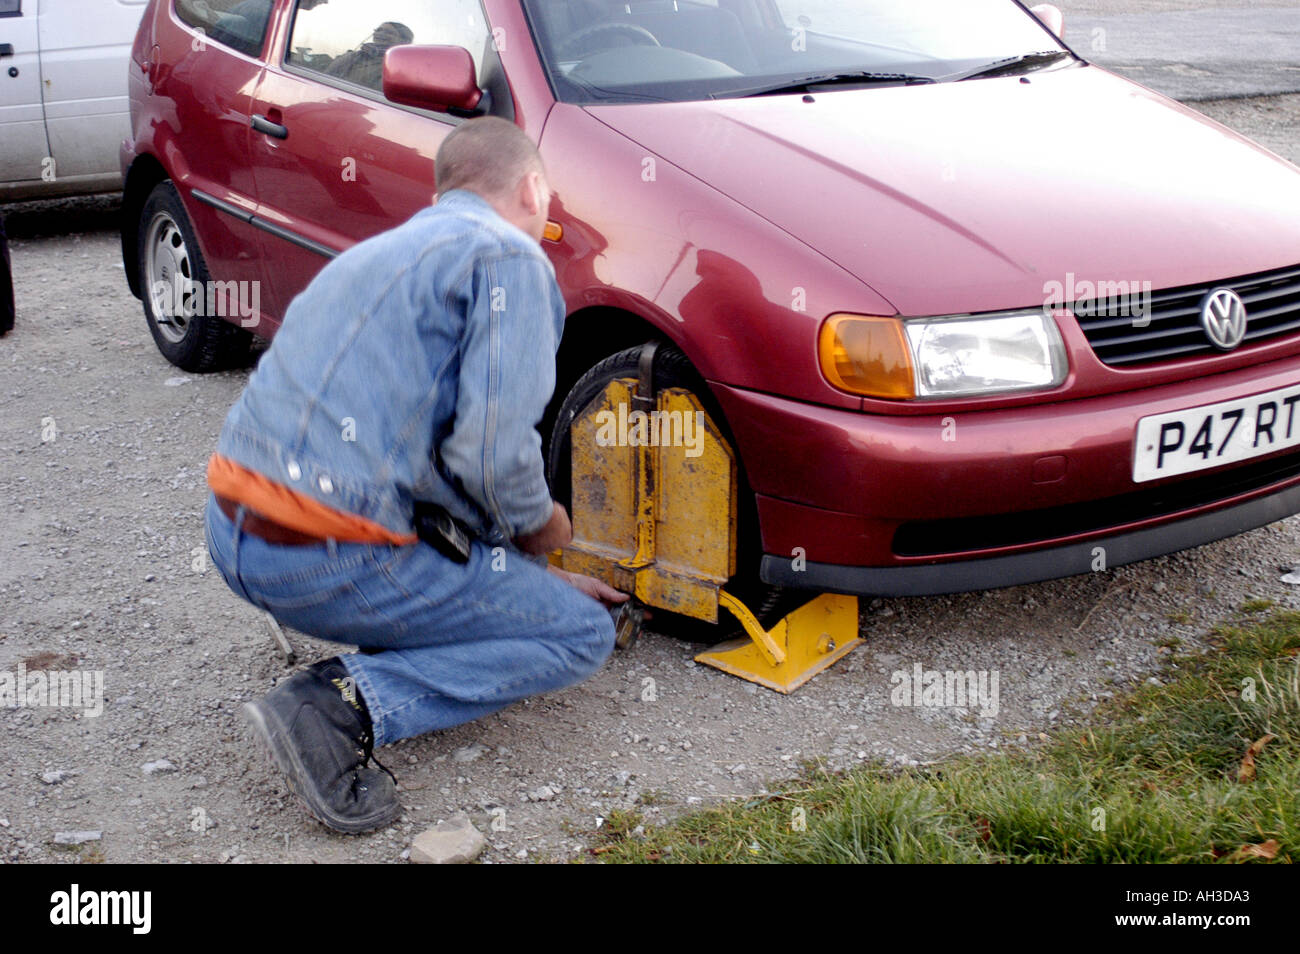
[905,311,1067,397]
[819,311,1067,399]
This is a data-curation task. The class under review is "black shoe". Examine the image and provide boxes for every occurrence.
[242,657,401,834]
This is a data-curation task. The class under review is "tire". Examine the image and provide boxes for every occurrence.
[547,343,810,642]
[137,181,252,372]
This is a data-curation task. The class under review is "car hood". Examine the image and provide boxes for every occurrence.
[585,65,1300,317]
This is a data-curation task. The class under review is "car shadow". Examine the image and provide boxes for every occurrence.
[1,193,122,239]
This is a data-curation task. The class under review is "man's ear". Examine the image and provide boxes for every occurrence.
[521,171,543,217]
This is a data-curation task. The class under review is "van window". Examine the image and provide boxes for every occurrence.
[286,0,491,94]
[175,0,273,58]
[0,0,21,16]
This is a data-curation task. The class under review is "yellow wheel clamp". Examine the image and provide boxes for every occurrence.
[551,342,861,693]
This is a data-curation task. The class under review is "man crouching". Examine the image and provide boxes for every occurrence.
[204,117,626,833]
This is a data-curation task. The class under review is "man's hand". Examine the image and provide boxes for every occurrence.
[548,566,630,608]
[515,500,571,555]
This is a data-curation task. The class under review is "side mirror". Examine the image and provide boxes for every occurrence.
[1029,4,1065,39]
[382,45,483,115]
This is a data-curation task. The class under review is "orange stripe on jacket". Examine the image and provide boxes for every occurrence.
[207,454,418,545]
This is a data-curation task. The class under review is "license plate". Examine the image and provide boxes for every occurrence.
[1133,383,1300,483]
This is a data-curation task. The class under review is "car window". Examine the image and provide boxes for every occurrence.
[286,0,491,94]
[525,0,1069,104]
[0,0,21,16]
[176,0,274,57]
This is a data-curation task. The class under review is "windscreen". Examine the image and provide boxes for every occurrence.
[523,0,1071,104]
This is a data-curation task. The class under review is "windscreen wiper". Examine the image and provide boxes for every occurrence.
[561,70,672,103]
[942,50,1074,83]
[716,70,936,99]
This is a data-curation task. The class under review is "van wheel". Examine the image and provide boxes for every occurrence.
[547,343,810,642]
[137,181,252,372]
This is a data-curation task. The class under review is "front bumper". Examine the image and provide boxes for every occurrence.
[760,478,1300,595]
[713,351,1300,594]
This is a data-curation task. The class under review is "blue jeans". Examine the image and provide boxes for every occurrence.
[204,494,616,747]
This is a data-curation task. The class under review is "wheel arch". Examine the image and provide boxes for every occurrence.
[545,305,734,460]
[544,302,762,547]
[120,154,170,300]
[544,309,800,635]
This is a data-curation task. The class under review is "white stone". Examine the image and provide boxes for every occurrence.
[54,830,102,845]
[408,814,486,865]
[451,743,489,763]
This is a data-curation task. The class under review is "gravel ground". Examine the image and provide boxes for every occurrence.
[1060,0,1284,14]
[1060,4,1300,102]
[1059,0,1272,15]
[2,94,1300,864]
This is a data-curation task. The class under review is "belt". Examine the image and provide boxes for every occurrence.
[216,494,329,546]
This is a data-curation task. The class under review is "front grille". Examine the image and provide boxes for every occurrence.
[1072,263,1300,366]
[892,449,1300,557]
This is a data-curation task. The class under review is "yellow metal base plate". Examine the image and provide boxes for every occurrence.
[694,593,862,694]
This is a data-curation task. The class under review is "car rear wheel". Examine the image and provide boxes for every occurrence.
[137,181,252,372]
[547,342,810,642]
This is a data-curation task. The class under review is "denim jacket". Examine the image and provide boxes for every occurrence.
[214,189,566,545]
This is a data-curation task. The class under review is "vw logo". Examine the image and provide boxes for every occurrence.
[1200,288,1248,351]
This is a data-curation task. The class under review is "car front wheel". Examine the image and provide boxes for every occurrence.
[547,342,808,641]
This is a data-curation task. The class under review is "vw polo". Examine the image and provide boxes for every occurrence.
[120,0,1300,628]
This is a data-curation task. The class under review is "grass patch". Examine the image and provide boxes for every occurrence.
[590,610,1300,863]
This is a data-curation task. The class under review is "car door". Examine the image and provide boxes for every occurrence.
[37,0,148,182]
[155,0,273,305]
[0,0,47,186]
[246,0,494,322]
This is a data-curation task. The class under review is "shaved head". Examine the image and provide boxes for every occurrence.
[435,117,545,202]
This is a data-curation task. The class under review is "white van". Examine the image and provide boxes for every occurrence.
[1,0,148,198]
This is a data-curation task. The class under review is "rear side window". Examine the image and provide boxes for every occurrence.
[0,0,21,17]
[286,0,491,94]
[176,0,274,57]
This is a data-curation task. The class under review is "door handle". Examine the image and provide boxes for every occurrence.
[251,114,288,140]
[0,44,14,58]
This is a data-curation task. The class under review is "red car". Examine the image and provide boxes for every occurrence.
[120,0,1300,620]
